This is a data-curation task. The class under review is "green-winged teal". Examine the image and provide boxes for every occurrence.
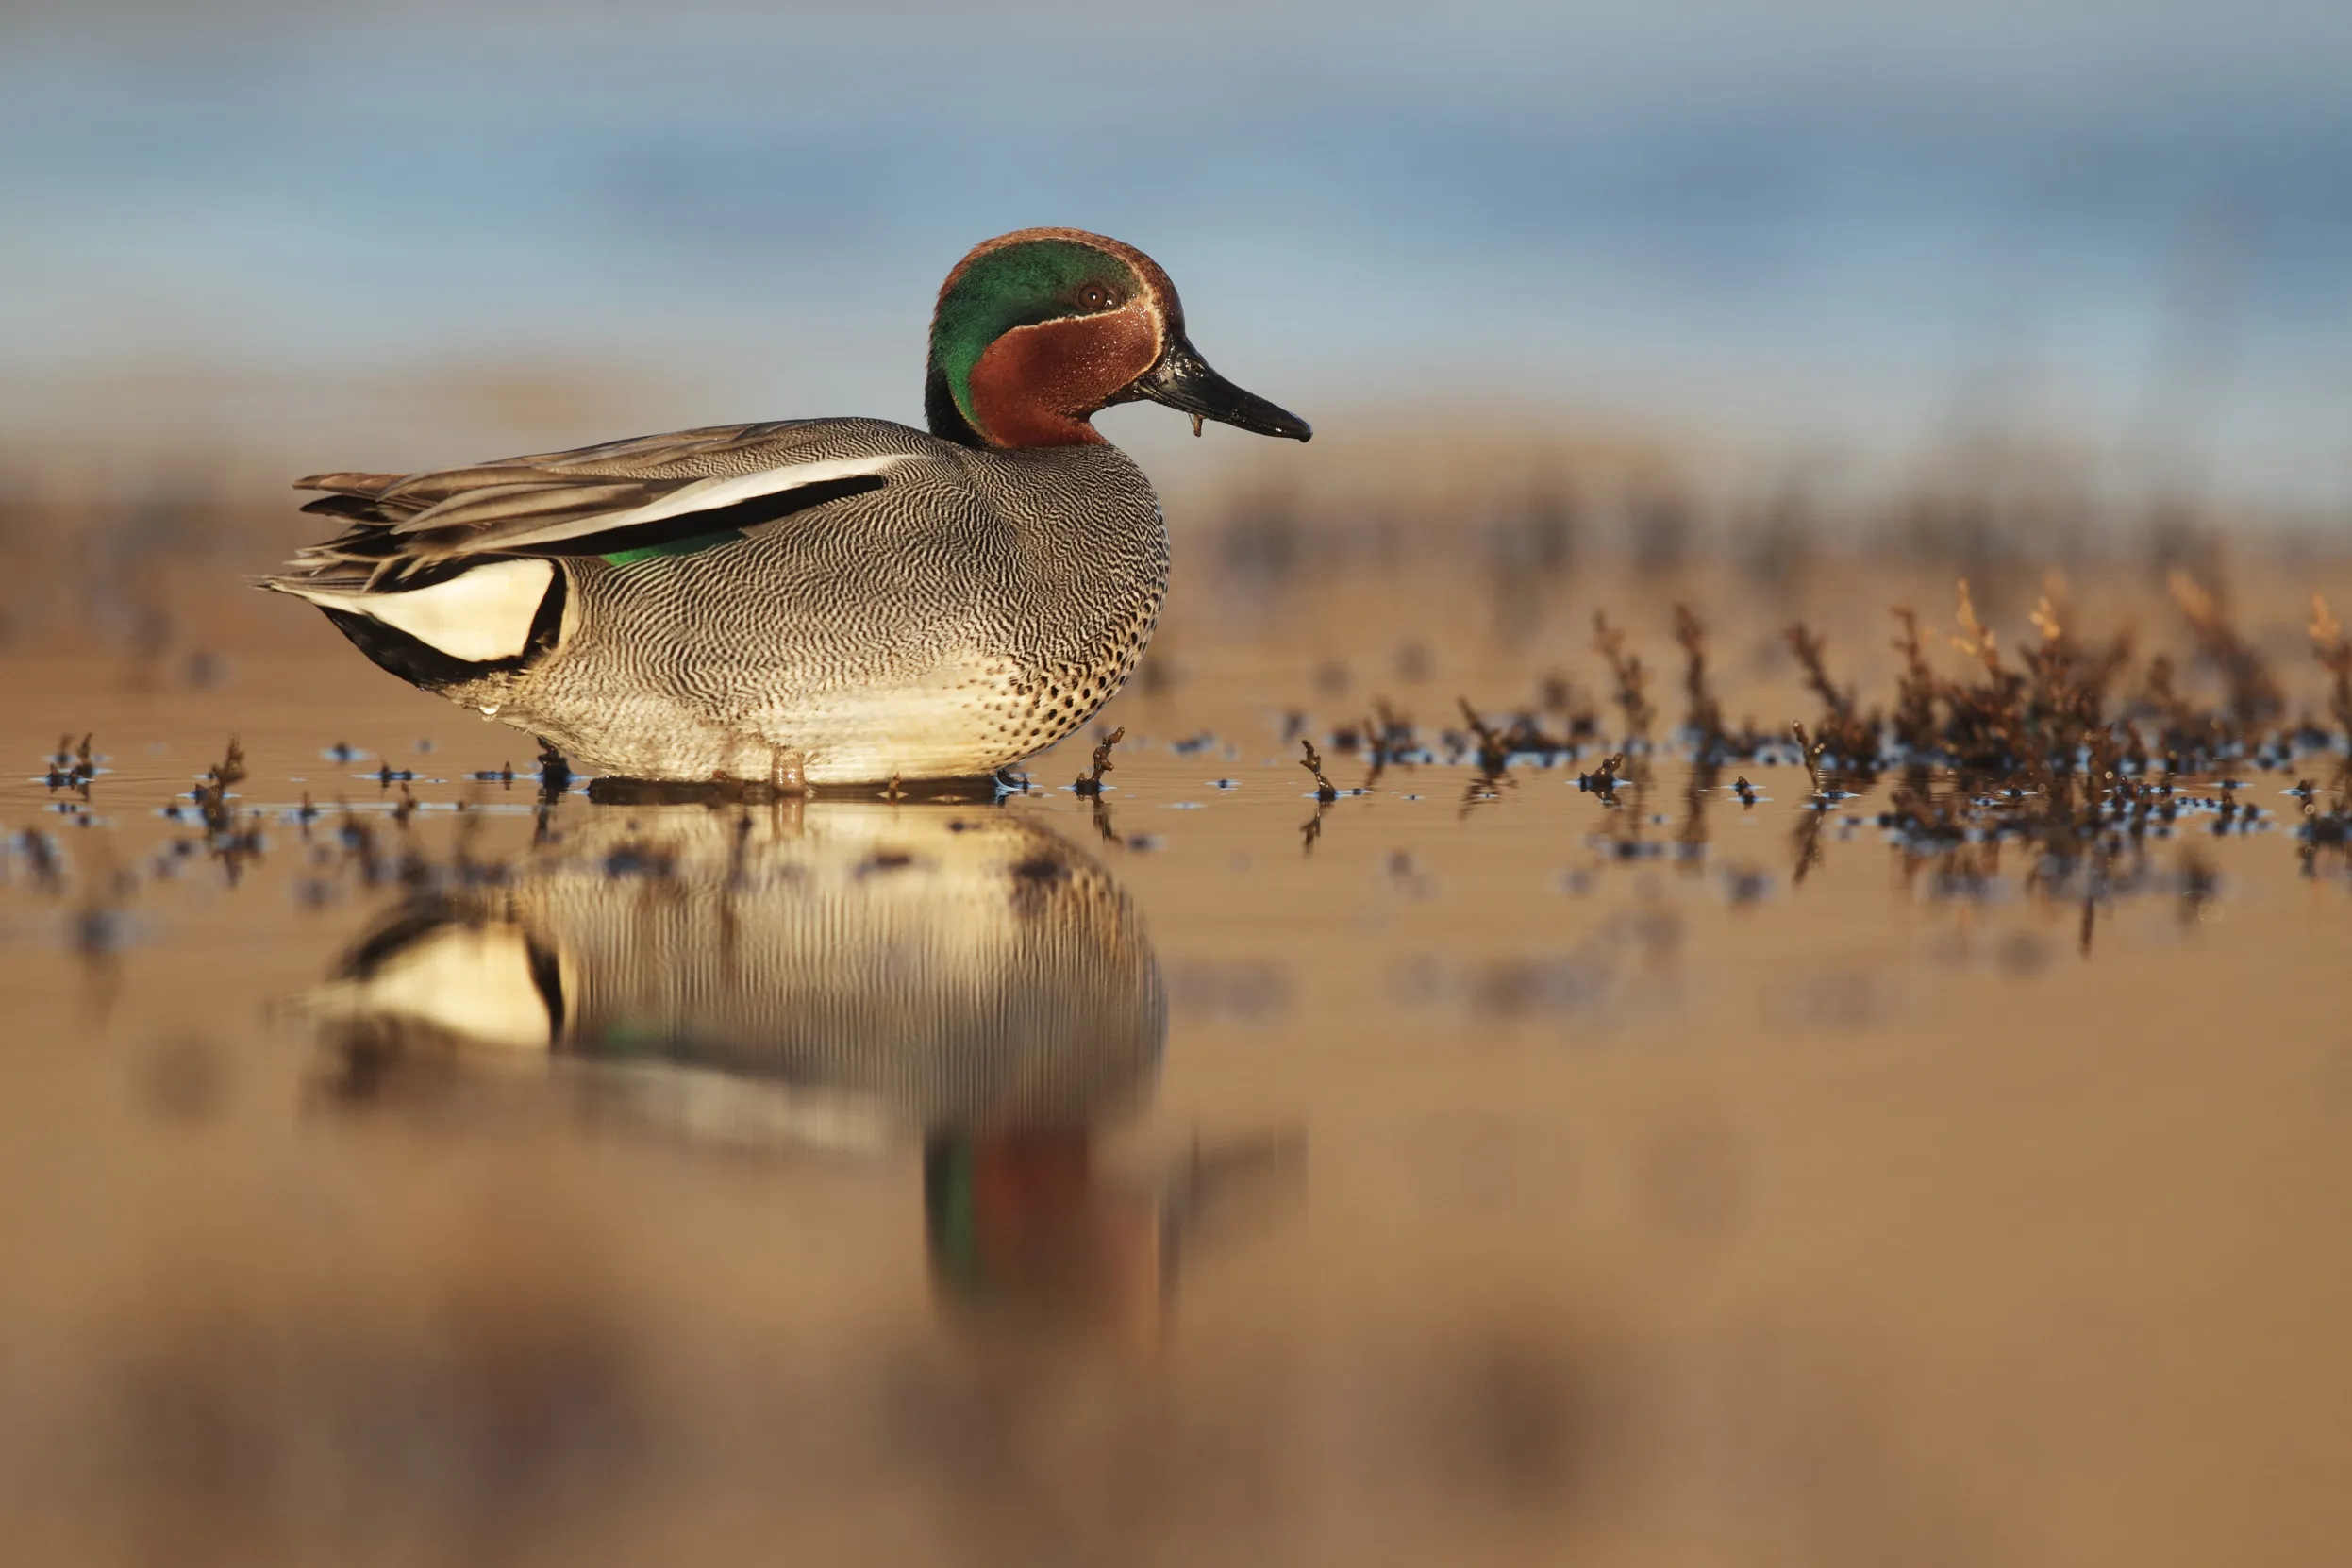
[264,228,1310,786]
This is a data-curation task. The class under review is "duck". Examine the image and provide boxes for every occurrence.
[262,228,1310,787]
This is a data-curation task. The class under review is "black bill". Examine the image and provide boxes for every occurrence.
[1126,336,1312,442]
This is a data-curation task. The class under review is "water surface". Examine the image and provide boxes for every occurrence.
[3,559,2349,1565]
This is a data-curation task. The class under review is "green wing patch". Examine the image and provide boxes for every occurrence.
[603,528,744,566]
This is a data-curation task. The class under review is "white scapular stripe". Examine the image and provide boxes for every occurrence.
[317,924,554,1050]
[281,558,555,662]
[484,453,907,551]
[594,1061,897,1155]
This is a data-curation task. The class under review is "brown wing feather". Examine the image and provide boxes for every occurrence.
[273,420,856,587]
[295,470,407,495]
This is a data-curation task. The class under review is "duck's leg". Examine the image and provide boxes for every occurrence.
[767,745,808,799]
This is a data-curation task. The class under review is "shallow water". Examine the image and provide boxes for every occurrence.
[4,559,2350,1566]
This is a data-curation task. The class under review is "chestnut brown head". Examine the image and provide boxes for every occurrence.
[925,227,1311,451]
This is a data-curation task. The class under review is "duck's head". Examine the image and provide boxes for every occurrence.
[926,227,1312,451]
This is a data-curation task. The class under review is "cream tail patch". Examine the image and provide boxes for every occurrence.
[276,558,555,662]
[306,923,556,1051]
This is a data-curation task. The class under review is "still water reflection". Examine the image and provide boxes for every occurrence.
[302,804,1298,1330]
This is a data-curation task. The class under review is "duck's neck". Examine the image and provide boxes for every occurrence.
[927,309,1159,450]
[924,365,987,448]
[926,371,1101,450]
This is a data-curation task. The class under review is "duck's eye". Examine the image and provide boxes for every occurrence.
[1077,283,1111,310]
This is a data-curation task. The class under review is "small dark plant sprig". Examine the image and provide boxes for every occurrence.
[1074,726,1126,796]
[1298,738,1338,801]
[1577,752,1626,799]
[194,736,246,837]
[1538,674,1603,742]
[2140,653,2204,757]
[1950,577,2002,679]
[1359,699,1415,771]
[2023,588,2075,710]
[2169,570,2283,733]
[2019,589,2095,794]
[1792,721,1827,797]
[1458,698,1511,774]
[190,736,262,880]
[2312,594,2352,746]
[45,732,96,794]
[1784,622,1854,723]
[1590,612,1655,742]
[1497,712,1566,758]
[1889,607,1940,754]
[1674,604,1726,756]
[1784,621,1877,766]
[1939,578,2037,771]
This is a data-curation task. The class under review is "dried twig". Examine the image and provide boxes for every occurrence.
[1074,726,1126,796]
[1298,739,1338,802]
[1792,721,1827,796]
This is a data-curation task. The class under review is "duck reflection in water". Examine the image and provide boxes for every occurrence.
[299,802,1300,1331]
